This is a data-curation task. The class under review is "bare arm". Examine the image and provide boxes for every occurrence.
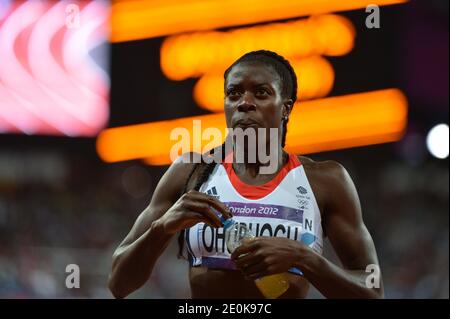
[294,161,383,298]
[232,161,383,298]
[108,155,231,298]
[107,157,190,299]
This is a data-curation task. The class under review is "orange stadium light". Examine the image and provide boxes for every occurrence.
[96,89,408,165]
[193,56,335,112]
[160,15,354,81]
[111,0,408,42]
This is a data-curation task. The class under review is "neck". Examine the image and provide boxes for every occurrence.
[232,147,287,177]
[227,128,286,176]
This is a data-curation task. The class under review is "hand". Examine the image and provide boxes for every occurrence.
[231,237,304,280]
[158,190,232,235]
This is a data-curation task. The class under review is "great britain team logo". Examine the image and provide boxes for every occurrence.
[297,186,307,194]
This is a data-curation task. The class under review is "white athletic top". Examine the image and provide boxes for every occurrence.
[185,153,323,275]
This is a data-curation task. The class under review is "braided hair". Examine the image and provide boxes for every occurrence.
[177,149,224,258]
[177,50,298,258]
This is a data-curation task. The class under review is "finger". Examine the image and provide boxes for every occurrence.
[231,240,257,260]
[187,191,233,219]
[204,196,233,219]
[234,252,264,270]
[185,210,221,229]
[183,202,223,227]
[242,262,269,279]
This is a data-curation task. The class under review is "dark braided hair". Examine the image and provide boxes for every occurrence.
[177,50,298,258]
[177,147,225,258]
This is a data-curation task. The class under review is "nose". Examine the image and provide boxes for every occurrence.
[237,92,256,112]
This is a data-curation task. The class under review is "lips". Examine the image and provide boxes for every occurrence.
[233,119,260,128]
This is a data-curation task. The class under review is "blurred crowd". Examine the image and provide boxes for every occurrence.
[0,147,448,299]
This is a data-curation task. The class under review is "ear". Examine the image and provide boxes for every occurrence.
[282,99,294,117]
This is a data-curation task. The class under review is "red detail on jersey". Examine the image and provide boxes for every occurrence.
[222,153,302,200]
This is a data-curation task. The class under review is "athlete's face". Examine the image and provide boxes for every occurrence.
[224,62,291,147]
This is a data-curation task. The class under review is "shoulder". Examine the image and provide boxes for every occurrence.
[163,151,220,196]
[297,155,349,183]
[156,152,203,200]
[296,155,358,210]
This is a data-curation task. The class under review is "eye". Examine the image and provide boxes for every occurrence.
[255,88,270,97]
[226,88,241,97]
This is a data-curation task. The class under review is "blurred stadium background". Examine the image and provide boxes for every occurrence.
[0,0,448,298]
